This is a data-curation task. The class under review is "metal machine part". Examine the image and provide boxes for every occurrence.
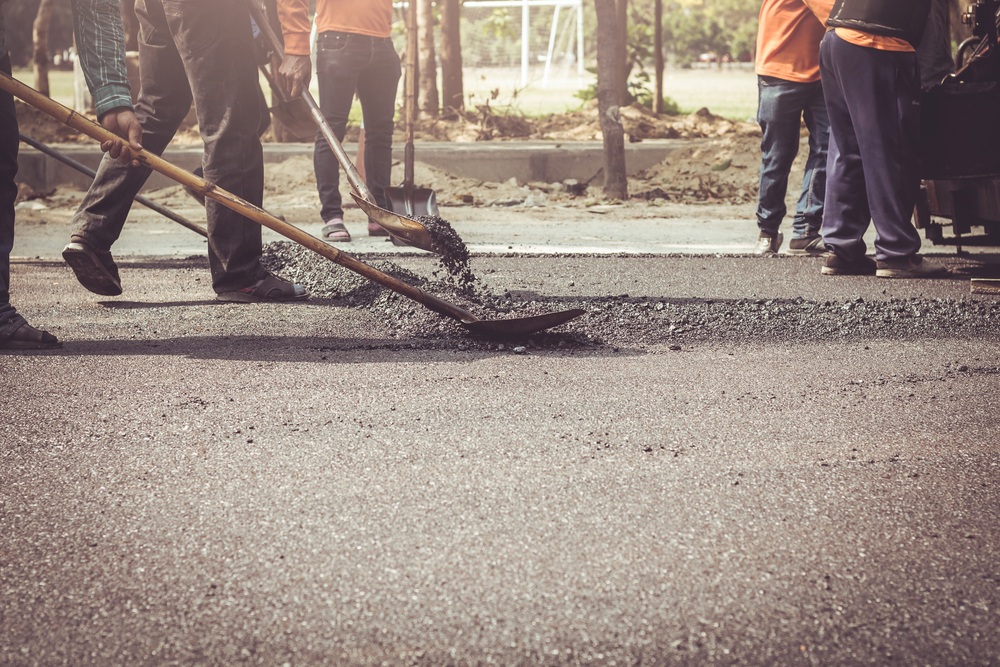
[917,0,1000,247]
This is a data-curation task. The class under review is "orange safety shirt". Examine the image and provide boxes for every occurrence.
[755,0,832,82]
[277,0,394,56]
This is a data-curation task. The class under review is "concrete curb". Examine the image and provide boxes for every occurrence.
[15,139,690,193]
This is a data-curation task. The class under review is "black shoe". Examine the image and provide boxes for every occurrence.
[821,253,877,276]
[753,232,782,255]
[62,241,122,296]
[0,322,61,349]
[876,255,949,278]
[787,234,826,255]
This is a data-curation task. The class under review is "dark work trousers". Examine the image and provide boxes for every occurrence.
[314,31,401,222]
[756,75,829,239]
[71,0,266,293]
[0,53,27,341]
[819,31,923,262]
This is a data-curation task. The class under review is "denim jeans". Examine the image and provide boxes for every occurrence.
[0,52,27,341]
[314,31,401,222]
[71,0,266,293]
[756,75,829,239]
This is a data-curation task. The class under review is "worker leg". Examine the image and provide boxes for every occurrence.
[755,75,808,237]
[829,35,922,261]
[70,0,195,253]
[819,31,872,262]
[314,31,365,223]
[170,0,266,293]
[0,53,25,339]
[792,80,828,239]
[356,36,401,212]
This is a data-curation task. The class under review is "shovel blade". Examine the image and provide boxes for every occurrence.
[462,308,585,337]
[350,193,439,254]
[385,185,438,218]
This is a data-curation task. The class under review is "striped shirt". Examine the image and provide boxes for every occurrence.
[1,0,132,116]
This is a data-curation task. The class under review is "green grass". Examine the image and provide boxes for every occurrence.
[16,64,759,125]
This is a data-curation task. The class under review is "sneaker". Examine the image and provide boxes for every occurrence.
[753,232,782,255]
[876,255,949,278]
[787,234,826,255]
[821,253,877,276]
[62,241,122,296]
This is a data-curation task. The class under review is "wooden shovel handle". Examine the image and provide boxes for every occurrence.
[0,71,478,325]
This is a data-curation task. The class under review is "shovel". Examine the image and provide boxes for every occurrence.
[384,0,438,220]
[245,0,437,253]
[0,72,583,336]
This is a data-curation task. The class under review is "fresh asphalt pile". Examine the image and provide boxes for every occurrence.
[261,242,1000,350]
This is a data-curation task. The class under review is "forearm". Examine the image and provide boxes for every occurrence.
[72,0,133,117]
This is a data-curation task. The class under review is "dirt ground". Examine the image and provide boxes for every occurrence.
[16,99,797,209]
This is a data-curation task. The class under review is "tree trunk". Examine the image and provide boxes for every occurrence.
[32,0,55,97]
[594,0,627,200]
[653,0,662,113]
[614,0,628,106]
[417,0,439,118]
[120,0,140,51]
[440,0,464,115]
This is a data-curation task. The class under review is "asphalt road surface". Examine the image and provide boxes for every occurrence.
[3,220,1000,665]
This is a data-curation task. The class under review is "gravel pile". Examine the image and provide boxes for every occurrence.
[262,242,1000,350]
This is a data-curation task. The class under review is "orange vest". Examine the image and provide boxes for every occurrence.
[278,0,394,56]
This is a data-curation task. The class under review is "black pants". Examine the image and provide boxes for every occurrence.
[71,0,266,293]
[0,53,27,340]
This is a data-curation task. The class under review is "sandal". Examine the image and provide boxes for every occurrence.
[216,274,310,303]
[62,241,122,296]
[368,222,390,237]
[322,220,351,243]
[0,321,61,350]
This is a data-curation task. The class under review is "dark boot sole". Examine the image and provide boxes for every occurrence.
[62,243,122,296]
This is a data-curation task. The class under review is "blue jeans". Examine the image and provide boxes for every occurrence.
[314,31,401,222]
[0,53,27,341]
[756,75,829,239]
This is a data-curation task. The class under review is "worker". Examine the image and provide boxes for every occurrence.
[63,0,308,303]
[276,0,401,243]
[819,0,948,278]
[753,0,833,256]
[0,0,141,349]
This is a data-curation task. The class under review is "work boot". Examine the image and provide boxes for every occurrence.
[875,255,949,278]
[753,232,782,255]
[787,234,826,255]
[821,253,877,276]
[62,240,122,296]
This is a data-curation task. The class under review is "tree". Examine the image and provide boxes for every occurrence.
[417,0,439,118]
[440,0,463,113]
[594,0,627,200]
[653,0,663,113]
[32,0,55,96]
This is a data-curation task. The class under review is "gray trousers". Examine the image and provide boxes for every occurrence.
[71,0,267,293]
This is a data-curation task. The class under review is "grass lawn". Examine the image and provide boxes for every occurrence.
[15,63,759,126]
